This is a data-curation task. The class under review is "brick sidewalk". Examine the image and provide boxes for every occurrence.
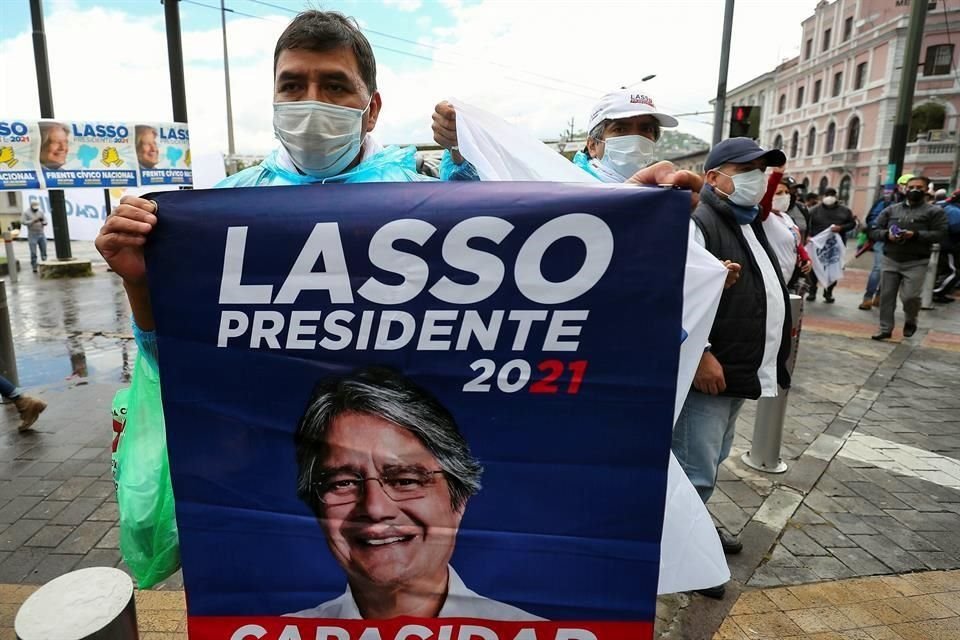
[716,569,960,639]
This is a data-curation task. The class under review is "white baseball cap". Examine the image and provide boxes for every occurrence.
[587,88,679,133]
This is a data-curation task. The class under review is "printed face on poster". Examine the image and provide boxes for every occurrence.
[145,182,689,640]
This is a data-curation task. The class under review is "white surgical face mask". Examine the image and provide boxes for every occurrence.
[772,194,791,212]
[273,100,369,178]
[822,195,838,206]
[717,168,766,207]
[598,135,656,179]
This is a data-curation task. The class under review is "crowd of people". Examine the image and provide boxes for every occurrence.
[88,8,957,608]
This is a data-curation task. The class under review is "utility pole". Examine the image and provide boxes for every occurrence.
[888,0,928,187]
[712,0,735,145]
[164,0,189,123]
[221,0,236,156]
[28,0,71,261]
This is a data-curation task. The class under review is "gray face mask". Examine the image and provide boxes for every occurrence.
[273,100,369,178]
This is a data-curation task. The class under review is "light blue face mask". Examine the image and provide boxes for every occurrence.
[273,100,370,178]
[716,168,766,208]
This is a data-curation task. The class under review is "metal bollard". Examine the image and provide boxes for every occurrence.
[921,243,941,310]
[15,567,139,640]
[742,294,804,474]
[0,280,18,389]
[3,231,17,284]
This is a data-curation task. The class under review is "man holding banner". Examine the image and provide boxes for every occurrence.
[675,138,792,598]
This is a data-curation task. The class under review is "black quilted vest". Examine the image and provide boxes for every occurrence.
[691,186,792,399]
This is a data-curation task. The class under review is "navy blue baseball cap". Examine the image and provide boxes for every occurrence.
[704,137,786,171]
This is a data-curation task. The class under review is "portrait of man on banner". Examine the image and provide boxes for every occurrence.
[38,121,70,170]
[291,366,540,621]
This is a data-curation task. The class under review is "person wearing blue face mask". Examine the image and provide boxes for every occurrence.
[673,137,792,599]
[97,10,430,350]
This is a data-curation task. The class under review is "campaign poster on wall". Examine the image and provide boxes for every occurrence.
[38,120,139,188]
[146,182,688,640]
[136,122,192,186]
[0,119,42,190]
[0,118,192,190]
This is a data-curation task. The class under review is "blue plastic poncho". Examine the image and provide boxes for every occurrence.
[438,150,481,182]
[218,143,431,188]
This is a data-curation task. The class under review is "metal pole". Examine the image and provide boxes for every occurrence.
[28,0,72,262]
[164,0,189,123]
[3,232,18,284]
[887,0,928,186]
[0,282,19,388]
[221,0,236,156]
[921,242,942,309]
[15,567,138,640]
[712,0,735,145]
[742,294,804,474]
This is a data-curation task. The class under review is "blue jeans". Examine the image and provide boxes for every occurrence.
[28,233,47,269]
[672,390,745,503]
[865,241,885,297]
[0,373,20,399]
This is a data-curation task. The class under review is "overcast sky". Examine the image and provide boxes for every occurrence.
[0,0,822,156]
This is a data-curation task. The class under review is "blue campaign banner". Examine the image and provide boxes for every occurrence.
[146,182,688,640]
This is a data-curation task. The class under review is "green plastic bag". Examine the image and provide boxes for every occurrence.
[111,351,180,588]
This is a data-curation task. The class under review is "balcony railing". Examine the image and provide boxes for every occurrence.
[905,139,957,162]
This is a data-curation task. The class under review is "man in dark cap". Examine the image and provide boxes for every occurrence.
[673,137,792,599]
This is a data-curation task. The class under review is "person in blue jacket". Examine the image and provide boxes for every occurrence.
[97,10,430,358]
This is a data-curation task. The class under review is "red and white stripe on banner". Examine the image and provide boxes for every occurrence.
[188,617,654,640]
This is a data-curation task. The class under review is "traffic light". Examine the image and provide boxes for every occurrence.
[729,105,761,139]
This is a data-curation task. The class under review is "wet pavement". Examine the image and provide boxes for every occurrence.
[2,241,134,390]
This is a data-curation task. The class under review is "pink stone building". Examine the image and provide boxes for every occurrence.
[723,0,960,215]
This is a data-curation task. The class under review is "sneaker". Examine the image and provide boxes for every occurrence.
[871,331,893,341]
[695,583,727,599]
[903,323,917,337]
[933,294,955,304]
[717,527,743,554]
[823,293,835,304]
[13,395,46,431]
[872,295,881,308]
[806,292,817,302]
[858,298,873,310]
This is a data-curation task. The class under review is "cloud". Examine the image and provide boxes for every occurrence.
[384,0,423,11]
[0,1,821,156]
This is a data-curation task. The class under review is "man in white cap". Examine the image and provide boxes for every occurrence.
[571,88,679,182]
[431,88,679,183]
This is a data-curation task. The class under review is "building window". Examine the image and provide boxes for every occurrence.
[823,28,832,51]
[847,117,861,149]
[826,122,836,153]
[819,176,829,195]
[805,38,813,59]
[855,62,868,90]
[839,175,852,203]
[790,131,799,159]
[807,127,817,156]
[924,44,955,76]
[5,192,15,207]
[773,134,784,150]
[796,86,805,109]
[832,71,843,97]
[843,17,853,42]
[778,94,787,114]
[813,79,822,103]
[802,177,810,191]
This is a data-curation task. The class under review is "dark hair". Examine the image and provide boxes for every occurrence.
[908,175,931,187]
[824,187,838,196]
[295,366,482,514]
[274,10,377,94]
